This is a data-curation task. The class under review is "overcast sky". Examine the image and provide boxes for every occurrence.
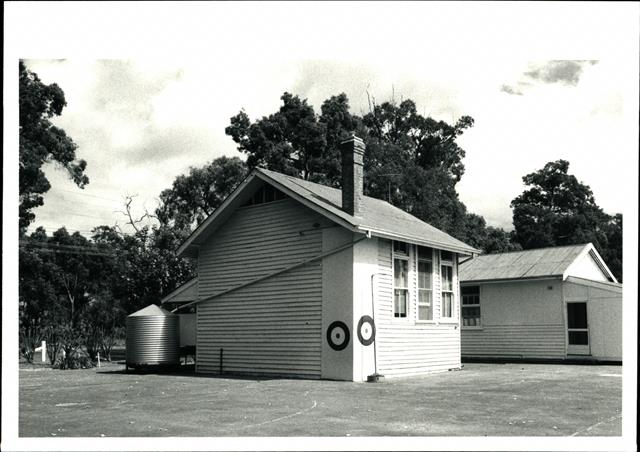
[8,2,639,238]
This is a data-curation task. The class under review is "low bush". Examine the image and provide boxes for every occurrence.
[53,348,94,370]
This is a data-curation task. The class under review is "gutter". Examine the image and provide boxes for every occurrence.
[459,275,562,285]
[359,226,480,256]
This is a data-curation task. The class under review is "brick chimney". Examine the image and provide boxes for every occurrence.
[340,134,365,217]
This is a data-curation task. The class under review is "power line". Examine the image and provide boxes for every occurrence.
[55,188,123,204]
[19,241,124,257]
[20,247,118,258]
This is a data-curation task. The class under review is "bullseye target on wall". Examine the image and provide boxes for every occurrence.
[326,321,350,351]
[357,315,376,346]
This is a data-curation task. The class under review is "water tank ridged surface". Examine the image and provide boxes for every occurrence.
[126,304,180,366]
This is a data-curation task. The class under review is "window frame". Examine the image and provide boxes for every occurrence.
[416,246,435,323]
[461,285,482,329]
[392,241,410,320]
[439,250,456,322]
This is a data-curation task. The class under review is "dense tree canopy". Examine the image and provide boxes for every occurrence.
[226,93,359,186]
[225,92,514,252]
[156,156,247,234]
[511,160,622,280]
[19,61,89,233]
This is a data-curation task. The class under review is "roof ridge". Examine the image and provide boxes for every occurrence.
[256,167,393,205]
[477,243,590,257]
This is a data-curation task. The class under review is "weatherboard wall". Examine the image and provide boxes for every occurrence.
[374,239,462,377]
[320,227,354,380]
[563,279,622,361]
[195,198,331,378]
[565,251,610,282]
[461,280,567,359]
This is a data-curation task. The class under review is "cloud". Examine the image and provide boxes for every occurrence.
[500,84,523,96]
[500,60,599,95]
[524,60,598,86]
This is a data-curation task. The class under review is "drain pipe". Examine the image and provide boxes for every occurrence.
[367,273,384,383]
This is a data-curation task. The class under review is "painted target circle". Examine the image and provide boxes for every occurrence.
[327,321,350,351]
[357,315,376,346]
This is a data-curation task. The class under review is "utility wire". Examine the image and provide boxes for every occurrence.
[19,247,118,258]
[55,188,123,203]
[19,240,125,256]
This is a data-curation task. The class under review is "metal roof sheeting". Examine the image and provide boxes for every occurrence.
[257,168,479,255]
[459,244,589,282]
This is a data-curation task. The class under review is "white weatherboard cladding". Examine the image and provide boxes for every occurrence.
[566,251,609,282]
[375,239,461,377]
[563,280,622,361]
[196,199,328,378]
[461,280,566,359]
[320,227,354,380]
[352,236,379,382]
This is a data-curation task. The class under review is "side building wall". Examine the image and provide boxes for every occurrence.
[461,279,566,359]
[375,239,461,377]
[196,198,331,378]
[563,279,622,361]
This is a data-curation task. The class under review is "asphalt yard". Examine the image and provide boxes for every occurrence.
[19,362,622,437]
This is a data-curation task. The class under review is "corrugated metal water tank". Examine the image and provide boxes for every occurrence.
[126,304,180,367]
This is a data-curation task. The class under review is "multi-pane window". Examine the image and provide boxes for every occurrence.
[461,286,481,327]
[417,246,433,321]
[393,241,409,318]
[440,251,454,319]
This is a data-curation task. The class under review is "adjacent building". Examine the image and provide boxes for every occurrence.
[459,244,622,362]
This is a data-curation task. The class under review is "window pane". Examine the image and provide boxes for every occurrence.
[418,261,432,288]
[419,289,432,306]
[461,286,479,296]
[393,241,408,255]
[265,185,276,202]
[441,250,453,262]
[442,292,453,318]
[418,245,433,260]
[462,294,479,305]
[462,307,480,318]
[441,265,453,291]
[567,303,588,329]
[394,259,408,287]
[418,304,433,321]
[252,188,263,204]
[394,289,407,318]
[568,331,589,345]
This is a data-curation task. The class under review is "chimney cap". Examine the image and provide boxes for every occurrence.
[339,133,365,151]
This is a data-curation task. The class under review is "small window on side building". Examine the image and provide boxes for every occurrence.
[461,286,481,327]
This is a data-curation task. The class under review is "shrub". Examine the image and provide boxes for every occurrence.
[99,326,125,361]
[19,320,46,363]
[53,348,94,369]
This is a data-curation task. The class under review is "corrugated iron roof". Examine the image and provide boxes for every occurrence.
[257,168,478,254]
[459,244,589,282]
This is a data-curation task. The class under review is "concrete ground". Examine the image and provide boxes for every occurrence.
[19,362,621,437]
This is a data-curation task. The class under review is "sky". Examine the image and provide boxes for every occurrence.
[8,2,639,237]
[3,3,639,450]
